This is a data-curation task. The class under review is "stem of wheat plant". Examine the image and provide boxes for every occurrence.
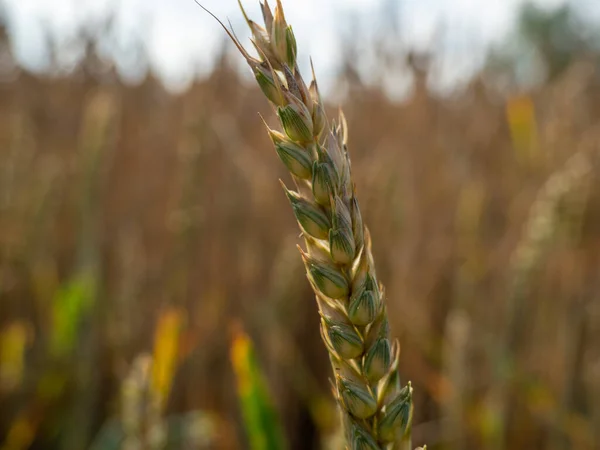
[198,1,420,448]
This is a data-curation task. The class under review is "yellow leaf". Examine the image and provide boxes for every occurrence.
[151,308,183,407]
[0,321,31,392]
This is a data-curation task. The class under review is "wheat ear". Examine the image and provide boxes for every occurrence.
[200,1,414,447]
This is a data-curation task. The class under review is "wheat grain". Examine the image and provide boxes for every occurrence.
[199,1,415,448]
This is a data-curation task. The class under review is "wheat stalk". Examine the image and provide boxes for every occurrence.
[488,149,594,450]
[197,1,416,448]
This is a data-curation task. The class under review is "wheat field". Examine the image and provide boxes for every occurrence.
[0,6,600,449]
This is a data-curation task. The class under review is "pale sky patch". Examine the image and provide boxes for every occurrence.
[1,0,597,93]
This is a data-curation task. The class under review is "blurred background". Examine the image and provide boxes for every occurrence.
[1,0,600,449]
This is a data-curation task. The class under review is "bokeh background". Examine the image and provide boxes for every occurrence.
[1,0,600,449]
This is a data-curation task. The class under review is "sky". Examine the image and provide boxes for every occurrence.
[2,0,599,94]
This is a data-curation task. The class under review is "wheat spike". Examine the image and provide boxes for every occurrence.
[202,1,415,447]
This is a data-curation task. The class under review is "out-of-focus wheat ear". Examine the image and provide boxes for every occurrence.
[488,149,594,450]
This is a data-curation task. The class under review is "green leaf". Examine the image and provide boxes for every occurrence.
[50,273,96,357]
[231,328,287,450]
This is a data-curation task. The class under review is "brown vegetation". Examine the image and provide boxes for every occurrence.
[0,17,599,449]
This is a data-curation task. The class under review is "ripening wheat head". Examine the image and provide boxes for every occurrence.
[200,1,416,448]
